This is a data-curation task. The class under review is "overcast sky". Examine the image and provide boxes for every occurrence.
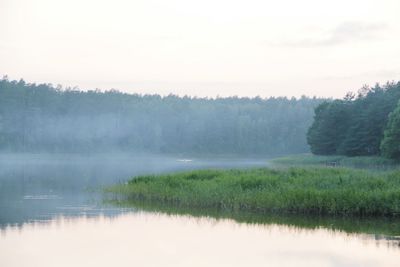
[1,0,400,98]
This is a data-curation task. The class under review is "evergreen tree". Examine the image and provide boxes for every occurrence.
[381,100,400,159]
[307,100,351,155]
[308,82,400,157]
[0,77,323,155]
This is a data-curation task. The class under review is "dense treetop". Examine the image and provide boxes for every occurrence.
[381,100,400,159]
[0,77,323,155]
[307,81,400,159]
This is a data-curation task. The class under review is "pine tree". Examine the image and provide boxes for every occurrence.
[307,100,351,155]
[380,100,400,159]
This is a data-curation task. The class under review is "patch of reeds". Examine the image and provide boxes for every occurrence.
[106,167,400,216]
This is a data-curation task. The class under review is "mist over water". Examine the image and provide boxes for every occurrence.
[1,82,400,266]
[2,0,400,265]
[0,79,323,155]
[0,153,268,228]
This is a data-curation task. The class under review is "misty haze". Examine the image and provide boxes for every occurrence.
[1,0,400,267]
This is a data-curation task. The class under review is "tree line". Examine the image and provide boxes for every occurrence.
[307,81,400,159]
[0,77,324,155]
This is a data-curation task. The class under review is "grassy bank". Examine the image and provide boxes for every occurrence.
[107,167,400,216]
[271,154,398,169]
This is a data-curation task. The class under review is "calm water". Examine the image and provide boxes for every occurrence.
[0,154,399,267]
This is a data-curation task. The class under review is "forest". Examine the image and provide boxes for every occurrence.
[307,81,400,159]
[0,77,323,155]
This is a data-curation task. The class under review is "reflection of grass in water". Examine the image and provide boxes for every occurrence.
[106,168,400,216]
[106,199,400,238]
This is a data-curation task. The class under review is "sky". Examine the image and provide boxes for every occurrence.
[1,0,400,98]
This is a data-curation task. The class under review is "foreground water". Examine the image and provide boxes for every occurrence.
[0,154,399,266]
[1,212,399,267]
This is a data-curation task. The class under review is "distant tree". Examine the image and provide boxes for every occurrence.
[380,100,400,159]
[0,77,324,155]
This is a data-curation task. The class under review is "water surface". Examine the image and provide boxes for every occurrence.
[1,213,399,267]
[0,154,399,267]
[0,153,266,227]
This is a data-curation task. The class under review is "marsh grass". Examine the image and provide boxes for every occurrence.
[272,154,398,170]
[106,167,400,216]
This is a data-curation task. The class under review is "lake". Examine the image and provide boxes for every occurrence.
[0,154,399,267]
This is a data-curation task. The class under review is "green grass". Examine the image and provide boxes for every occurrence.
[272,154,398,169]
[106,167,400,217]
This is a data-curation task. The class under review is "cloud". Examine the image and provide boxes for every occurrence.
[323,21,387,45]
[322,69,400,81]
[270,21,387,48]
